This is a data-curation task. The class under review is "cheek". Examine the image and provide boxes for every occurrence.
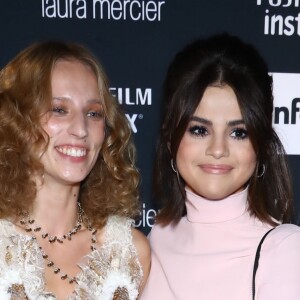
[176,139,199,177]
[176,139,191,167]
[92,124,106,148]
[177,135,204,163]
[43,120,62,138]
[239,146,257,174]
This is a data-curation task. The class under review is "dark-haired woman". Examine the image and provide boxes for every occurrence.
[141,34,300,300]
[0,41,150,299]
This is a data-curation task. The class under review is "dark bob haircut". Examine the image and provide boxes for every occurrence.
[154,33,293,226]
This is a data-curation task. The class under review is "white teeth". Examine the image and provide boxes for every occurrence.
[57,147,86,157]
[70,149,76,156]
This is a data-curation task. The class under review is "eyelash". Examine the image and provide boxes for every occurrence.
[51,107,103,119]
[52,107,66,114]
[87,111,104,119]
[187,125,248,140]
[230,127,248,140]
[188,125,208,137]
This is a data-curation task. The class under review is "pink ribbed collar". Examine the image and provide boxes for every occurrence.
[185,188,248,223]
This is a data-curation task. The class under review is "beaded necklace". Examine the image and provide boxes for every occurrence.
[19,203,97,284]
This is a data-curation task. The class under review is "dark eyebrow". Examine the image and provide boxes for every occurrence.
[190,116,245,127]
[228,120,245,126]
[190,116,212,125]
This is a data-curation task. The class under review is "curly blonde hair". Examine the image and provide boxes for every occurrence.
[0,41,140,228]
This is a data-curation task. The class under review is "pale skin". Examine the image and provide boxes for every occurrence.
[176,84,257,200]
[15,59,150,299]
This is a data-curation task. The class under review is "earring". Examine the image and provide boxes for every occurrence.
[257,164,265,178]
[171,159,178,173]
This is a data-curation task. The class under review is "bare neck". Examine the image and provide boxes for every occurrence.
[32,179,81,236]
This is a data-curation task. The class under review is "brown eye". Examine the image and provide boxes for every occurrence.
[230,128,248,140]
[87,110,104,119]
[52,107,66,114]
[188,125,208,137]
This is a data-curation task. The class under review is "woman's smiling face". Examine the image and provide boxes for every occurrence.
[40,59,105,185]
[176,84,257,200]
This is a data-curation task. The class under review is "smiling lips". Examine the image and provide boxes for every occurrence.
[199,164,233,174]
[56,146,87,158]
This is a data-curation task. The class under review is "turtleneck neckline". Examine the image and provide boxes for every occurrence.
[185,187,248,223]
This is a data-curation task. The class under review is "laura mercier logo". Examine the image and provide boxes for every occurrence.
[256,0,300,36]
[93,0,165,21]
[41,0,87,18]
[41,0,166,21]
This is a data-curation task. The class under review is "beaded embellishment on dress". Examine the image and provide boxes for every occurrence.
[8,284,29,300]
[112,287,129,300]
[0,216,143,300]
[71,216,143,300]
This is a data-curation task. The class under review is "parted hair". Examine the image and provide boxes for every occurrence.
[0,41,140,228]
[155,33,293,226]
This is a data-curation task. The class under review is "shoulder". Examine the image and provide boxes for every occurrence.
[256,224,300,297]
[131,228,151,293]
[0,219,19,238]
[104,215,134,239]
[105,215,151,257]
[147,223,165,241]
[131,228,151,260]
[105,215,151,258]
[106,214,132,226]
[147,220,183,244]
[268,224,300,245]
[261,223,300,256]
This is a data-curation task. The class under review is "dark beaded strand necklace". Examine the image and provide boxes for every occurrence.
[19,202,97,284]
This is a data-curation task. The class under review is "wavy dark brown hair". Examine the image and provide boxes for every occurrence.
[0,41,139,228]
[154,33,293,226]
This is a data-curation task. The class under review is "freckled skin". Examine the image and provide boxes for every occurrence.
[40,60,105,186]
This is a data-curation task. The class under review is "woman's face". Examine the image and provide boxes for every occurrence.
[176,85,256,200]
[40,59,105,185]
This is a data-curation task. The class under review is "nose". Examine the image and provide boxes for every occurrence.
[67,113,88,139]
[205,135,229,159]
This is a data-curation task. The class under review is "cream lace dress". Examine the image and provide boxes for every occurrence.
[0,216,143,299]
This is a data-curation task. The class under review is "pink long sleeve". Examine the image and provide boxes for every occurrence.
[255,225,300,299]
[141,189,300,300]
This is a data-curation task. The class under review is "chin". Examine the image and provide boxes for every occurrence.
[205,194,228,201]
[197,190,234,201]
[59,174,88,185]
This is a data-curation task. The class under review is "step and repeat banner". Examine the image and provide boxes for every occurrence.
[0,0,300,234]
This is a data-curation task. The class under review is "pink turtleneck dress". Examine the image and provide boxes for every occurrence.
[141,188,300,300]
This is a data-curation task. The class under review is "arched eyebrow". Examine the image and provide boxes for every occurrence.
[52,97,102,104]
[52,96,71,101]
[190,116,245,126]
[190,116,212,125]
[228,120,245,126]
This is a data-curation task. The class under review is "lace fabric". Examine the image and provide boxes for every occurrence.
[0,216,143,300]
